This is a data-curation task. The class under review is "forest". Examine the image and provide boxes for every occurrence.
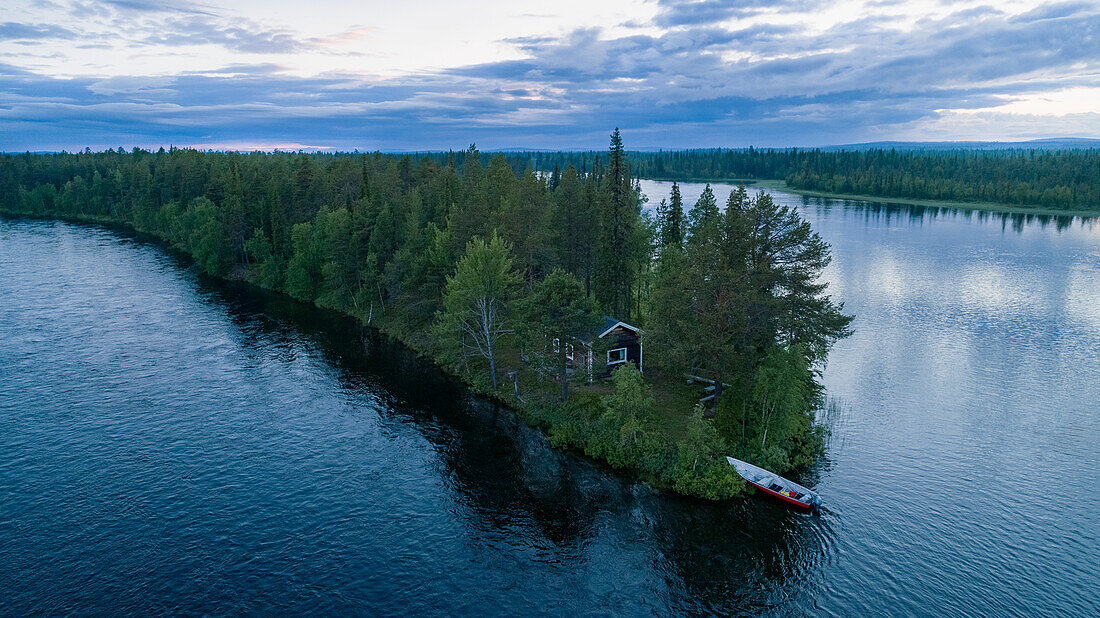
[0,132,852,500]
[482,147,1100,210]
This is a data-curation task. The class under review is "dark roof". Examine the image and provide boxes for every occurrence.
[601,315,619,334]
[581,316,636,345]
[597,315,640,339]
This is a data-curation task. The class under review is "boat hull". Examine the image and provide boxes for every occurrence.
[726,457,819,509]
[747,480,814,509]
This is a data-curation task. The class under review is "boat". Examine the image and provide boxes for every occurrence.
[726,456,821,510]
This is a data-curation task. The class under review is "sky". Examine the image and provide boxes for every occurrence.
[2,0,1099,151]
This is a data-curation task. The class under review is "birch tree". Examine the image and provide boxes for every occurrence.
[751,344,811,454]
[436,233,519,392]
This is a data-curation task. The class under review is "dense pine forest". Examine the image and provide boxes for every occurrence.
[0,132,852,499]
[488,148,1100,210]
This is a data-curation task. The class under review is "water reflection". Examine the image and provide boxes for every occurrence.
[636,178,1095,234]
[195,273,834,614]
[3,211,1098,615]
[807,197,1087,232]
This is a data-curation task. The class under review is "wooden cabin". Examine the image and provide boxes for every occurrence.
[581,316,643,380]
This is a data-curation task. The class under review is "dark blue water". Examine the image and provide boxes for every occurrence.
[3,186,1099,615]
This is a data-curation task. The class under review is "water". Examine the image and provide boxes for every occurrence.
[2,185,1099,615]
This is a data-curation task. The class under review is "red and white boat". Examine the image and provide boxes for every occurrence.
[727,456,821,510]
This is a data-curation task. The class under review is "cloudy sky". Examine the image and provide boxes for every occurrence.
[3,0,1099,151]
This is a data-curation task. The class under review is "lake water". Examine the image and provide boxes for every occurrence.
[2,184,1099,615]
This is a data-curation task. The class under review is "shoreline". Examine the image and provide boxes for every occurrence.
[640,177,1100,218]
[0,209,753,501]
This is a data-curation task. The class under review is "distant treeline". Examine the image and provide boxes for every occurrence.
[0,136,851,499]
[462,148,1100,210]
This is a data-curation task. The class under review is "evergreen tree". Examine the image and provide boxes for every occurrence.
[744,192,852,364]
[551,164,597,288]
[657,181,685,249]
[592,363,653,468]
[285,221,321,301]
[502,167,551,283]
[516,269,601,401]
[595,128,637,318]
[672,404,743,499]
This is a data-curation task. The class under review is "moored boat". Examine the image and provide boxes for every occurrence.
[726,456,821,510]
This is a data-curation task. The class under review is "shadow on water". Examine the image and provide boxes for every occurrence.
[195,269,836,613]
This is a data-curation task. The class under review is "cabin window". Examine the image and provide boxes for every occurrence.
[607,347,627,365]
[553,338,575,361]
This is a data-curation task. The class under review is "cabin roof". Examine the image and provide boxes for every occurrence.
[598,315,640,339]
[579,316,640,346]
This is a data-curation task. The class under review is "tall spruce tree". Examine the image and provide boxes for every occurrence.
[595,128,637,319]
[657,181,685,250]
[647,183,691,372]
[551,164,597,286]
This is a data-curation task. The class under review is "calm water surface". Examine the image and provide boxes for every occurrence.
[2,185,1099,615]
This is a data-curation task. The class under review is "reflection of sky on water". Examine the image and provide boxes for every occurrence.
[639,179,1100,614]
[3,202,1099,615]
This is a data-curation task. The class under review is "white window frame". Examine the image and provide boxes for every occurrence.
[553,338,575,361]
[607,347,628,365]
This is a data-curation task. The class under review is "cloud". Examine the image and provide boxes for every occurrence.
[440,2,1100,136]
[2,1,1099,150]
[98,0,211,15]
[654,0,810,27]
[311,26,375,48]
[949,87,1100,117]
[33,1,309,54]
[0,22,77,41]
[141,16,312,53]
[1009,1,1095,22]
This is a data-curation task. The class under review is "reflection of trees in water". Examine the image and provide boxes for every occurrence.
[201,276,834,613]
[206,281,610,546]
[803,195,1086,232]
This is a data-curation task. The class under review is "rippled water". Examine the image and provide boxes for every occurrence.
[2,190,1099,615]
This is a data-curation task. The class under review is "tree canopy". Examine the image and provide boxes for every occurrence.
[1,133,857,498]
